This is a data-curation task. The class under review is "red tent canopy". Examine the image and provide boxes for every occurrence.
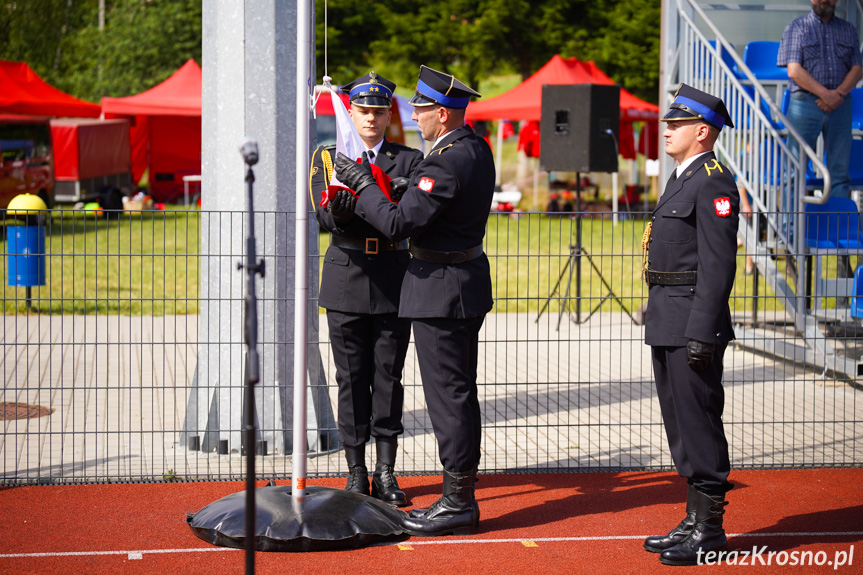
[0,60,100,118]
[101,59,202,117]
[101,60,202,202]
[466,55,659,159]
[466,55,658,123]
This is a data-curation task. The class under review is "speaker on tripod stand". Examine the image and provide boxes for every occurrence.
[536,84,635,327]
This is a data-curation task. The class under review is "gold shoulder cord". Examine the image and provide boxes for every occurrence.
[322,149,333,182]
[641,221,652,284]
[309,148,334,207]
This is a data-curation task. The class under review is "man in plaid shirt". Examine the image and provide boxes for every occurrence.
[778,0,862,201]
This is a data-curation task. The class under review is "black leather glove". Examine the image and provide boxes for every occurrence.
[335,151,376,194]
[328,189,356,224]
[390,177,409,201]
[686,340,716,372]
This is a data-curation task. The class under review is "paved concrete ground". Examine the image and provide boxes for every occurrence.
[2,312,861,484]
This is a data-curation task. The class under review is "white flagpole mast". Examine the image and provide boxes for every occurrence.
[293,0,311,501]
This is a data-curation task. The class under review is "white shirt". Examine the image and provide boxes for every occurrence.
[676,151,711,178]
[365,140,384,164]
[433,129,456,149]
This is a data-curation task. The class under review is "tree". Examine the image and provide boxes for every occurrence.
[0,0,92,85]
[466,0,601,81]
[0,0,202,103]
[314,0,384,86]
[569,0,661,103]
[66,0,202,101]
[1,1,660,106]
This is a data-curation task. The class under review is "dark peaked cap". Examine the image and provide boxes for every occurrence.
[340,71,395,108]
[409,65,481,109]
[661,83,734,130]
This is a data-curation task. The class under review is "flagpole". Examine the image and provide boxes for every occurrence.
[293,0,311,502]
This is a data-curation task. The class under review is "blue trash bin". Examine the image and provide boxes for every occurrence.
[7,225,46,287]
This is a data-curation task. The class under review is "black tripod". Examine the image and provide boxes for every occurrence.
[238,139,264,575]
[537,172,635,330]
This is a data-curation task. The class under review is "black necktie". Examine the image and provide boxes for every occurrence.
[367,150,375,163]
[666,169,678,190]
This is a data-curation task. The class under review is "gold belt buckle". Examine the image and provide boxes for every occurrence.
[365,238,379,255]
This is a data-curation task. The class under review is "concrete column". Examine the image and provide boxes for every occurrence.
[182,0,337,459]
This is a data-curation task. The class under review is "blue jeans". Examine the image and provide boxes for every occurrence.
[787,90,853,200]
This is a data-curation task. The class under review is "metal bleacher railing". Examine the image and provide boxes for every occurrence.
[1,208,861,485]
[671,0,863,380]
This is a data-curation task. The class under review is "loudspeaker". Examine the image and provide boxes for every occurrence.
[539,84,620,173]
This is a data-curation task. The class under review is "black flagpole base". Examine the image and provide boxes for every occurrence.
[187,484,408,552]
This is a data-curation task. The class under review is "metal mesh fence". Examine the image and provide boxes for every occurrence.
[1,208,860,485]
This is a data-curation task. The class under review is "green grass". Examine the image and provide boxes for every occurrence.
[1,208,200,315]
[484,213,781,315]
[1,207,791,316]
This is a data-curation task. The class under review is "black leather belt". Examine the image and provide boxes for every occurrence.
[645,270,697,286]
[409,243,484,264]
[331,235,407,255]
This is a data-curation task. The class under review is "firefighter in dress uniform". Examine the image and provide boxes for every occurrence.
[333,65,495,536]
[642,84,739,566]
[310,72,423,507]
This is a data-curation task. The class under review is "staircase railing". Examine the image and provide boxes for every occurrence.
[670,0,846,373]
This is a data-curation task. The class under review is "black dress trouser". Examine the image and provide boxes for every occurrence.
[412,316,484,474]
[651,343,732,497]
[327,310,411,447]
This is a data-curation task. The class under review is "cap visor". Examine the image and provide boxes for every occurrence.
[351,96,392,108]
[660,108,701,122]
[409,91,437,106]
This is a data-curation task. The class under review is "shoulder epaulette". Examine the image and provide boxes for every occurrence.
[434,144,453,155]
[704,158,724,176]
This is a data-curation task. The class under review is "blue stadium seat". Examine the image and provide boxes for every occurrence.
[807,140,863,190]
[851,266,863,319]
[805,197,863,250]
[741,85,785,129]
[851,139,863,188]
[742,41,788,81]
[806,159,824,190]
[708,40,743,78]
[775,89,790,130]
[851,87,863,131]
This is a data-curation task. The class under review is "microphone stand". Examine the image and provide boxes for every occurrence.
[238,142,264,575]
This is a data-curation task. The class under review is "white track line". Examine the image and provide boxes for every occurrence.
[1,532,861,559]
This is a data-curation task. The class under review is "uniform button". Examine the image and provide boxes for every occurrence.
[672,209,677,214]
[716,332,721,337]
[652,216,656,221]
[690,288,695,293]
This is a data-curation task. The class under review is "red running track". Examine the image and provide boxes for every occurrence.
[1,469,861,574]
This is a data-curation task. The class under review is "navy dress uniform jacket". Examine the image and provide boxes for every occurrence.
[354,123,494,473]
[312,139,424,314]
[644,152,740,347]
[311,138,423,447]
[355,125,496,319]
